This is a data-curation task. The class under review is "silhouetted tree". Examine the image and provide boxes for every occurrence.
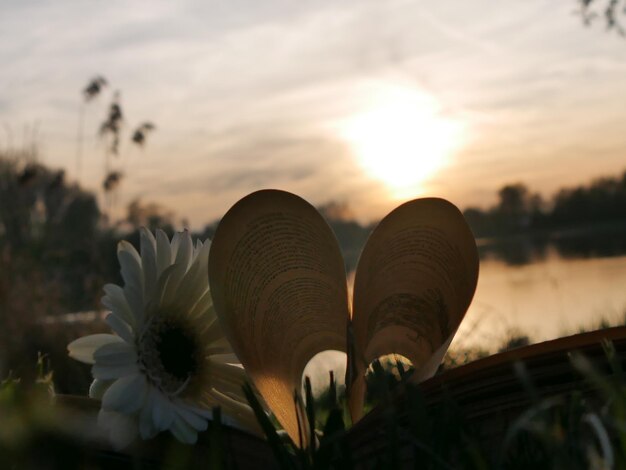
[126,199,176,233]
[578,0,626,36]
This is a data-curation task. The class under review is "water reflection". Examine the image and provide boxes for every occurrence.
[478,227,626,266]
[454,230,626,351]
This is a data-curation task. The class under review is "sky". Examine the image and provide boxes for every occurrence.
[1,0,625,228]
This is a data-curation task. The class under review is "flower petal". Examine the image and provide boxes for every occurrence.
[174,231,192,270]
[170,415,198,444]
[187,290,214,320]
[207,361,248,398]
[68,334,123,364]
[118,241,144,325]
[155,229,172,278]
[203,335,233,355]
[152,391,175,432]
[89,379,114,399]
[92,362,139,380]
[160,233,193,307]
[140,228,157,302]
[193,239,203,258]
[102,283,136,329]
[93,340,137,365]
[139,388,159,440]
[170,231,182,259]
[105,314,134,344]
[174,405,209,432]
[149,264,177,312]
[173,241,211,314]
[102,374,147,414]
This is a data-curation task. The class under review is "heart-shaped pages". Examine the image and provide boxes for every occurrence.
[347,197,479,420]
[209,190,349,445]
[209,190,479,444]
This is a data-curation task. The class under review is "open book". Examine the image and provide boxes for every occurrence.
[208,190,479,445]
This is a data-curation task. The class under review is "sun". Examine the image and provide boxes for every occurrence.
[338,84,464,198]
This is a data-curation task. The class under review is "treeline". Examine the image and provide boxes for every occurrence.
[463,171,626,238]
[0,153,190,391]
[312,170,626,270]
[0,156,184,316]
[199,171,626,272]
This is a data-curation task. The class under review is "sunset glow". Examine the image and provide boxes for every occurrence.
[338,85,464,198]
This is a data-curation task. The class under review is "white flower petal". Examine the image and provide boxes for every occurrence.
[118,241,144,325]
[161,264,188,311]
[68,334,123,365]
[150,264,177,312]
[204,336,233,355]
[93,340,137,365]
[139,388,159,440]
[212,376,248,397]
[208,364,249,398]
[187,290,214,320]
[174,405,209,432]
[140,228,158,302]
[193,239,203,257]
[170,415,198,445]
[174,231,192,271]
[210,353,241,364]
[102,284,136,329]
[179,403,213,420]
[152,391,175,432]
[174,241,211,314]
[89,379,114,399]
[155,229,172,278]
[102,374,147,414]
[105,314,134,343]
[170,232,182,258]
[73,228,260,443]
[92,362,139,380]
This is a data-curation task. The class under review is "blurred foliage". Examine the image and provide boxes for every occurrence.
[0,151,186,396]
[578,0,626,36]
[247,341,626,469]
[0,355,82,469]
[131,122,156,147]
[83,76,107,101]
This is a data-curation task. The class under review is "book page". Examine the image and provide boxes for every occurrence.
[208,190,350,445]
[348,198,479,420]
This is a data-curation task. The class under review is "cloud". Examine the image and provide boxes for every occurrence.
[2,0,626,226]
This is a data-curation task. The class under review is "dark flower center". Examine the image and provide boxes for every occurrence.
[156,324,198,381]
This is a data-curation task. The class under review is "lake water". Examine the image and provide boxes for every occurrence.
[452,230,626,351]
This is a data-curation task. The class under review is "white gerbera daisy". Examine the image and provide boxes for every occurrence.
[68,228,258,446]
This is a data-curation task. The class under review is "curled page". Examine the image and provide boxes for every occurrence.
[348,198,479,421]
[209,190,350,445]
